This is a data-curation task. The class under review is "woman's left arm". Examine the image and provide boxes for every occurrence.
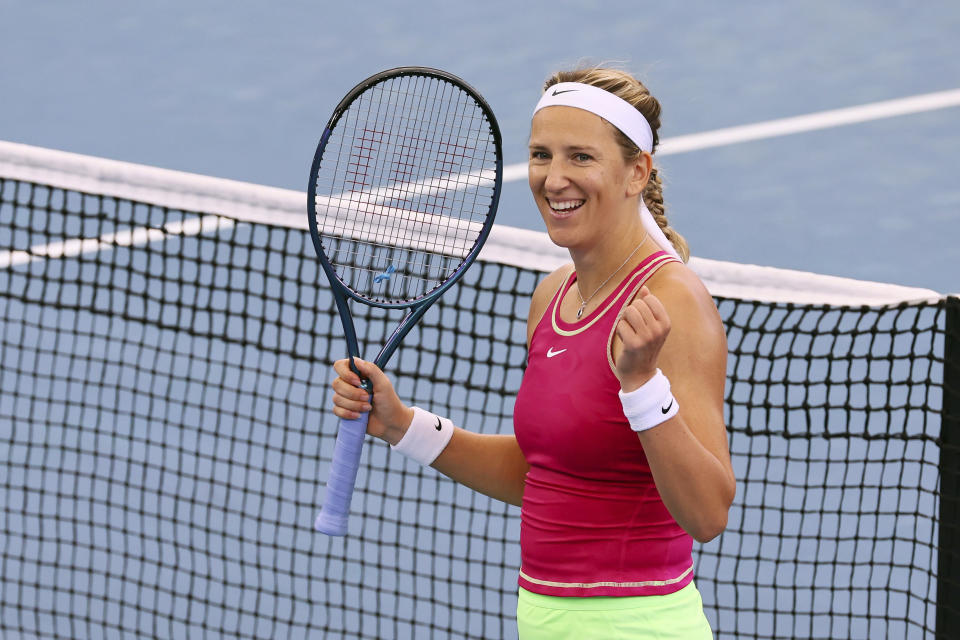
[612,268,735,543]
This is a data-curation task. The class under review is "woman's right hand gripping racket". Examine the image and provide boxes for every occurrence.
[307,67,502,536]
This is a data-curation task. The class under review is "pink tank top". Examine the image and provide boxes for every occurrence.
[513,251,693,597]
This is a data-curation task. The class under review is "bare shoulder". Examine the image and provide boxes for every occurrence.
[526,264,574,347]
[646,261,727,365]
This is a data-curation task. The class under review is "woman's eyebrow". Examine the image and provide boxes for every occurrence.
[527,142,601,153]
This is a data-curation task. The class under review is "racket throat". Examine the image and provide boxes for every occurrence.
[373,305,432,369]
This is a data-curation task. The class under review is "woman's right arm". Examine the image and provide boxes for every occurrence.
[329,266,570,508]
[331,357,529,506]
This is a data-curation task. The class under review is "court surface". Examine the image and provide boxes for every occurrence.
[1,0,957,291]
[0,2,957,638]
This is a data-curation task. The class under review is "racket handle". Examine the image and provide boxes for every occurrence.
[315,414,369,536]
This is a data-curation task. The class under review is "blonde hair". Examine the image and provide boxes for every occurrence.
[543,68,690,262]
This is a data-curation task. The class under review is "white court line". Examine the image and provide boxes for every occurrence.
[0,215,232,268]
[502,87,960,182]
[3,88,958,268]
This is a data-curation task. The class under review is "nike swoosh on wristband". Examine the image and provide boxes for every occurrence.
[434,416,442,431]
[661,399,674,414]
[546,347,567,358]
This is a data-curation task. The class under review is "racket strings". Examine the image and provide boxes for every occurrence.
[326,238,461,300]
[314,73,498,303]
[358,78,488,225]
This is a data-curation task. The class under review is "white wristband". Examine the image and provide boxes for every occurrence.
[390,406,454,466]
[618,369,679,433]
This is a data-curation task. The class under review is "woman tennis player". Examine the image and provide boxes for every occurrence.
[331,67,735,639]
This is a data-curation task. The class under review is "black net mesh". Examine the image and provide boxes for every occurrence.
[1,175,957,639]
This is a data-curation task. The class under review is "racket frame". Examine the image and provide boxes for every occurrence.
[307,66,502,535]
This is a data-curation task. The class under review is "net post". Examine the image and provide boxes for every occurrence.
[938,295,960,639]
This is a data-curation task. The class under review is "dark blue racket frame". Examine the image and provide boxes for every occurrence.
[307,66,503,535]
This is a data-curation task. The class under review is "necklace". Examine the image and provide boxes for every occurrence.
[575,235,647,319]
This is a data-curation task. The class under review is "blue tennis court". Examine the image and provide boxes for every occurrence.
[1,2,958,638]
[1,1,957,291]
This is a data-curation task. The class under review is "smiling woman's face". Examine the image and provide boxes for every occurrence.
[528,105,641,251]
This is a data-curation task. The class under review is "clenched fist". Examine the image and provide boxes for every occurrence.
[613,285,671,392]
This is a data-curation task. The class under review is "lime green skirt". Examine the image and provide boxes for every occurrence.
[517,581,713,639]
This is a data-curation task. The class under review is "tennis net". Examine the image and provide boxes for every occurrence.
[1,140,958,639]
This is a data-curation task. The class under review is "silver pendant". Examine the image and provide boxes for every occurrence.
[576,303,586,319]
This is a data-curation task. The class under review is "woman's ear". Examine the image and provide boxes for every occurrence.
[626,151,653,197]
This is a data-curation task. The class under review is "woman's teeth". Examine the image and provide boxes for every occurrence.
[550,200,584,212]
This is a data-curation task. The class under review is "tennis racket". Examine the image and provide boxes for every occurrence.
[307,67,503,536]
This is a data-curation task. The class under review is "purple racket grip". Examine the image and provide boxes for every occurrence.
[315,414,369,535]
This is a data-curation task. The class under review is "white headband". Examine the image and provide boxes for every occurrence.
[532,82,680,259]
[533,82,654,152]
